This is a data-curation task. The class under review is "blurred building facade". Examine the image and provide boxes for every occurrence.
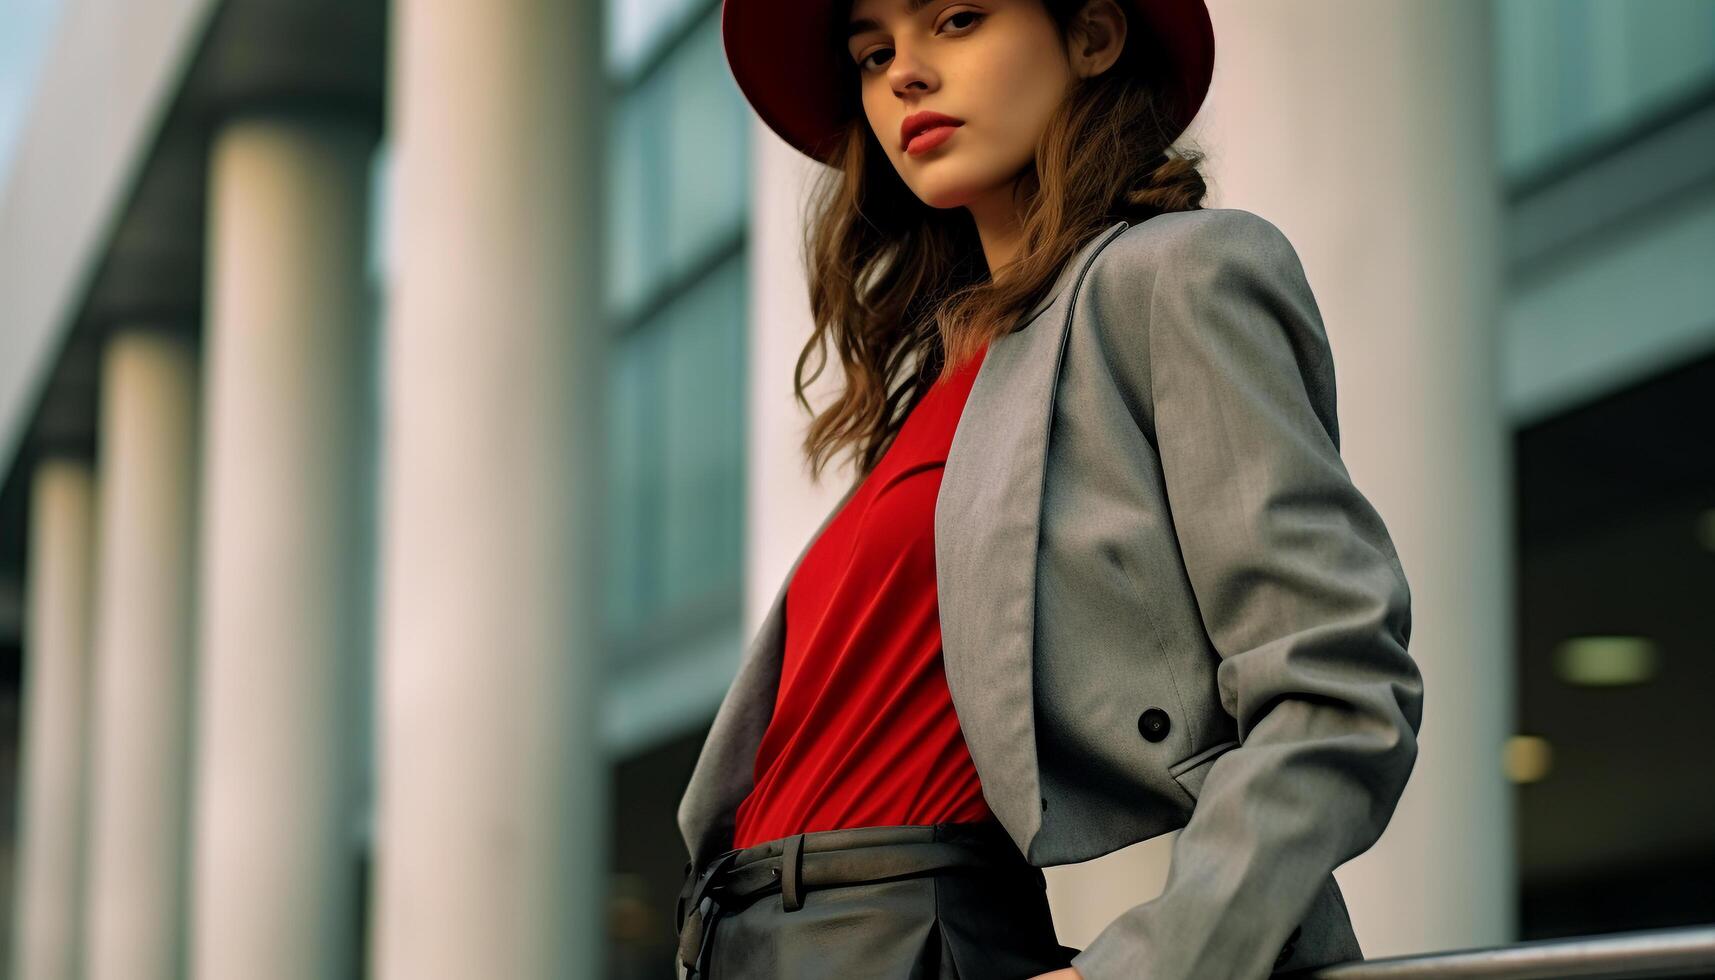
[0,0,1710,977]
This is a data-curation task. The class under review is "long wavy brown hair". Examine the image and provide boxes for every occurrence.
[793,0,1209,485]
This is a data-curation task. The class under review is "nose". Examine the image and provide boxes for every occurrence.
[887,40,937,100]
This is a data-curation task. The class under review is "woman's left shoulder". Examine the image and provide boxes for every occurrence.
[1088,206,1308,285]
[1069,205,1336,428]
[1075,207,1324,344]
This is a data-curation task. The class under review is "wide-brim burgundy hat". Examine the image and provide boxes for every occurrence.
[721,0,1214,167]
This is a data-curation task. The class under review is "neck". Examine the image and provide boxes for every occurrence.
[964,176,1030,280]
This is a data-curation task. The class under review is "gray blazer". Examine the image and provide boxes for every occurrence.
[677,208,1424,979]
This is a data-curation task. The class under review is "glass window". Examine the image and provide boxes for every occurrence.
[605,4,750,321]
[603,252,748,637]
[606,0,709,81]
[602,1,750,649]
[661,19,751,278]
[606,74,667,318]
[604,323,656,632]
[656,255,747,613]
[1498,0,1715,177]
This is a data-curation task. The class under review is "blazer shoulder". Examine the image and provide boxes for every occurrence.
[1092,206,1302,283]
[1079,206,1320,339]
[1070,206,1335,437]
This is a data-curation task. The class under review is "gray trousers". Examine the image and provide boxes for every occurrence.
[679,820,1079,979]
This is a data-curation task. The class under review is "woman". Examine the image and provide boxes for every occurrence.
[676,0,1424,976]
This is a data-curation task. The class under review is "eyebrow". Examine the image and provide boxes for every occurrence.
[846,0,937,39]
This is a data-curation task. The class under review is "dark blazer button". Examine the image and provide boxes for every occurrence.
[1137,707,1170,742]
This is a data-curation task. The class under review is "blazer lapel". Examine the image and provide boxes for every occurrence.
[936,219,1130,858]
[678,220,1129,866]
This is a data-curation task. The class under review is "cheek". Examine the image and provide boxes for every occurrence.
[962,44,1066,161]
[862,89,886,145]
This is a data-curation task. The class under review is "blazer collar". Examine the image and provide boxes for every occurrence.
[1016,219,1132,328]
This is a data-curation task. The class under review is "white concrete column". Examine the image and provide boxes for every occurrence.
[81,326,200,980]
[374,3,606,978]
[1049,0,1511,961]
[11,457,98,980]
[187,111,377,980]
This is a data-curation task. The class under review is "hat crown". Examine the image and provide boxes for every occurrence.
[722,0,1214,166]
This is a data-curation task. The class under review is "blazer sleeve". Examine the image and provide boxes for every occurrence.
[1068,209,1425,980]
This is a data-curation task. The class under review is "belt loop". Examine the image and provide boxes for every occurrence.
[781,833,806,912]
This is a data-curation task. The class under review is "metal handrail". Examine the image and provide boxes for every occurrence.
[1287,925,1715,980]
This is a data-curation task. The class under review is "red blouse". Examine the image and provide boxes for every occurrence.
[732,343,995,849]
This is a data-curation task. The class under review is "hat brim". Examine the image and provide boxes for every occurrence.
[722,0,1214,167]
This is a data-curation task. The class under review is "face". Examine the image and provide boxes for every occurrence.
[845,0,1094,211]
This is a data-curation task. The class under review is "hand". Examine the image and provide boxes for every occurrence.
[1028,970,1083,980]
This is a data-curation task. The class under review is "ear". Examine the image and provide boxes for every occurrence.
[1065,0,1127,79]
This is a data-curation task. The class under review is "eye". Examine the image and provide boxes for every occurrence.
[940,9,983,32]
[853,8,985,74]
[856,46,893,73]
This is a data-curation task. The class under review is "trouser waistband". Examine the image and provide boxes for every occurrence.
[675,820,1028,977]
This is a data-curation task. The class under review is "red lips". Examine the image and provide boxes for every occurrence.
[900,110,964,152]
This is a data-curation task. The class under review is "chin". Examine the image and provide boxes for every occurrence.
[907,175,988,211]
